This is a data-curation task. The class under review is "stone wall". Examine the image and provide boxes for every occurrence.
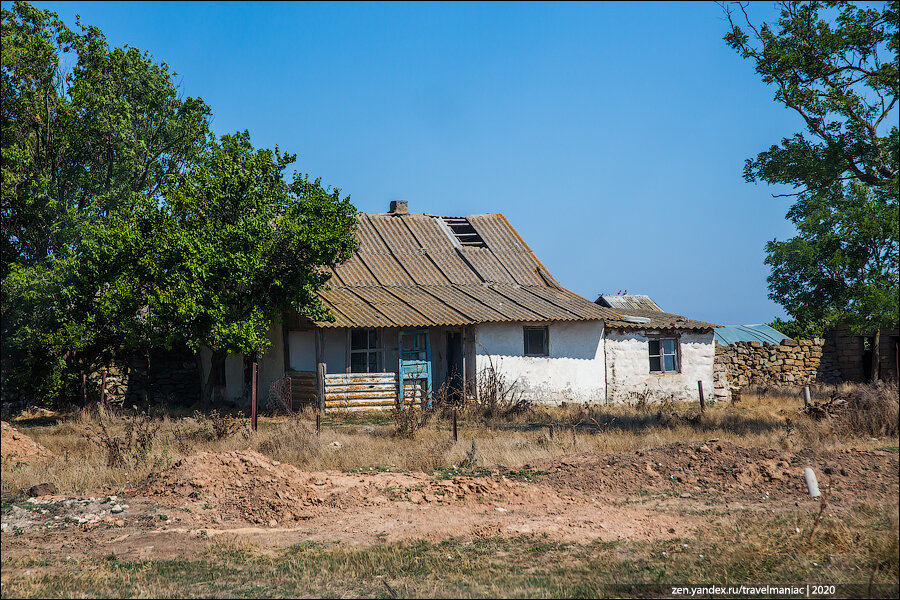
[713,336,842,399]
[91,347,200,407]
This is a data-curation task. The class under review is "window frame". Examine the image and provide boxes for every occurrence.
[523,326,550,357]
[648,335,680,374]
[349,328,384,373]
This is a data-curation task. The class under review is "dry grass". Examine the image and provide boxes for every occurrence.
[3,502,898,598]
[2,383,898,498]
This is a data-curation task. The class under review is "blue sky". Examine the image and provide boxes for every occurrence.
[28,1,805,325]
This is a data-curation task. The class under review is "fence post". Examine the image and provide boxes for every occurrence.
[803,385,811,408]
[316,412,321,436]
[698,380,705,413]
[251,361,258,432]
[80,370,87,408]
[452,408,458,442]
[100,371,107,407]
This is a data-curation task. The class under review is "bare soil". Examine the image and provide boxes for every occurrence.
[0,421,52,463]
[3,442,897,567]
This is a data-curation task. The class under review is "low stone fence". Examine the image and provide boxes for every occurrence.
[713,337,842,400]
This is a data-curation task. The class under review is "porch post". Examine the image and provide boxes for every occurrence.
[282,322,291,373]
[315,328,326,413]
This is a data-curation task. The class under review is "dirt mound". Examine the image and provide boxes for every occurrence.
[534,441,899,501]
[143,450,531,526]
[1,421,52,463]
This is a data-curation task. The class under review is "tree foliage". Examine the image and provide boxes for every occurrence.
[155,132,358,402]
[723,1,899,345]
[1,2,357,406]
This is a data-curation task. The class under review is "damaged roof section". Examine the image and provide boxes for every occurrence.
[604,308,718,332]
[318,210,620,328]
[597,294,664,312]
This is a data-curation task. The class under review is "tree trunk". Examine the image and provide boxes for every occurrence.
[200,349,227,405]
[871,328,880,382]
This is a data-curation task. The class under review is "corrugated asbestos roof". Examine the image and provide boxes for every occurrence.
[316,212,620,327]
[315,211,715,331]
[603,308,717,332]
[597,294,664,312]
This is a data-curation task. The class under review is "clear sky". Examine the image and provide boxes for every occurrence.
[27,0,806,325]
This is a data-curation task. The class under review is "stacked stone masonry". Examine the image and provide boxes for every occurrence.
[713,336,842,400]
[89,347,200,407]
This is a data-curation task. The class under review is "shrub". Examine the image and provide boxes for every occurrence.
[88,407,161,468]
[392,405,431,439]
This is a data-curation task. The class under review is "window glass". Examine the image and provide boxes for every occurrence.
[662,339,676,354]
[351,330,368,351]
[351,352,367,373]
[664,354,677,372]
[649,337,678,373]
[524,327,548,356]
[351,328,382,373]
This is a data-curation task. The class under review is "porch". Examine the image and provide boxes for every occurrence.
[280,324,477,411]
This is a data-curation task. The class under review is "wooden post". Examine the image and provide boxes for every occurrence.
[80,371,87,408]
[452,409,458,442]
[803,385,811,408]
[316,412,321,436]
[251,361,258,432]
[698,380,705,413]
[100,371,107,407]
[315,329,326,415]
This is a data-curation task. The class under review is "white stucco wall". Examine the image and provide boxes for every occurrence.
[474,321,606,404]
[604,329,715,403]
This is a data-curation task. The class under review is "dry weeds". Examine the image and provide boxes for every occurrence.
[1,383,897,498]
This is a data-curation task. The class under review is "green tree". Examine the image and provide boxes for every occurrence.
[724,1,899,378]
[1,1,212,403]
[155,132,358,403]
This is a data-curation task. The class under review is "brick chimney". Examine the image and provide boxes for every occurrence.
[389,200,408,214]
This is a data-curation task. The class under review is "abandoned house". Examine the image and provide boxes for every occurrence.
[201,203,718,410]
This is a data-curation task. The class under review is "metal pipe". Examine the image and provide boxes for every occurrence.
[251,361,258,432]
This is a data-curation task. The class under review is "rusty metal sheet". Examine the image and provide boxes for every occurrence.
[455,285,544,322]
[457,247,515,284]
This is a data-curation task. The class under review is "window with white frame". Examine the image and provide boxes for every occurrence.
[350,329,383,373]
[649,338,678,373]
[523,326,549,356]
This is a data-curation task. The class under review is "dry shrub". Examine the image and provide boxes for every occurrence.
[470,361,531,420]
[87,407,161,469]
[834,382,899,438]
[392,405,431,439]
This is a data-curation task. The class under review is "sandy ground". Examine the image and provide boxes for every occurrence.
[2,436,898,565]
